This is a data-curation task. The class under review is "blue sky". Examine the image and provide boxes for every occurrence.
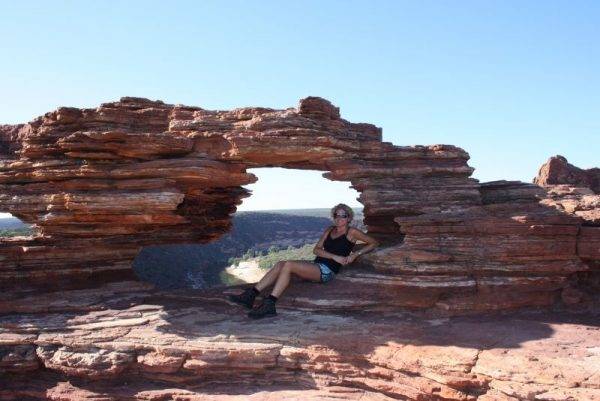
[1,1,598,211]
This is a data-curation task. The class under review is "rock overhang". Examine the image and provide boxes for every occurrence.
[0,97,597,312]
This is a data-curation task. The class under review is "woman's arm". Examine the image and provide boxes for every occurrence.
[347,228,379,264]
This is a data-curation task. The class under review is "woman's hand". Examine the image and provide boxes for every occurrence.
[346,252,359,264]
[333,255,359,265]
[332,255,350,265]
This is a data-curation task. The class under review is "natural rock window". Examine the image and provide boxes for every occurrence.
[133,167,363,290]
[0,213,32,238]
[0,97,596,311]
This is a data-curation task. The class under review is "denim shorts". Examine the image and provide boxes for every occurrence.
[316,263,335,283]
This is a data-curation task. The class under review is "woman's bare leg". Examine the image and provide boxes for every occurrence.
[254,261,285,292]
[271,260,321,298]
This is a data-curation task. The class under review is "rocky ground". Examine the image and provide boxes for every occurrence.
[1,280,599,401]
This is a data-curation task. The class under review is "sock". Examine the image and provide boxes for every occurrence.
[267,294,278,302]
[251,287,260,295]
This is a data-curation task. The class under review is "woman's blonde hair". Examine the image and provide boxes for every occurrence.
[330,203,354,223]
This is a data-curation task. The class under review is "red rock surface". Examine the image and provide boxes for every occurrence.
[1,100,600,399]
[535,156,600,226]
[535,155,600,194]
[1,97,597,312]
[0,97,480,296]
[534,155,600,298]
[0,282,598,400]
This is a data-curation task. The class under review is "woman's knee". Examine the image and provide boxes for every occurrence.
[281,260,294,273]
[274,260,286,271]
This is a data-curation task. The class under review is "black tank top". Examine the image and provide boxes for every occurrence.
[314,226,355,274]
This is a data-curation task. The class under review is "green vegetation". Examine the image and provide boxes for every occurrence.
[256,243,316,269]
[229,243,316,270]
[0,227,33,237]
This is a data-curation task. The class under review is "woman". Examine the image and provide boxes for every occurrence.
[228,203,379,319]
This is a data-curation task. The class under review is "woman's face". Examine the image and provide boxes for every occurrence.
[333,209,350,226]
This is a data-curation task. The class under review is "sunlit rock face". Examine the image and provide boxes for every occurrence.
[535,154,600,194]
[1,99,600,401]
[0,98,596,312]
[0,97,479,296]
[535,155,600,225]
[534,155,600,295]
[368,180,587,312]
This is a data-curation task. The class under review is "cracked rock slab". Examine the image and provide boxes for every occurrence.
[1,284,599,400]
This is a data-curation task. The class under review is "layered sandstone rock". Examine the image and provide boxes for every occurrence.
[534,155,600,295]
[1,99,600,400]
[1,282,598,401]
[365,181,589,312]
[535,155,600,193]
[536,156,600,224]
[0,97,480,297]
[0,99,596,310]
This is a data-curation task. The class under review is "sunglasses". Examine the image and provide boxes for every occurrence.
[334,213,349,219]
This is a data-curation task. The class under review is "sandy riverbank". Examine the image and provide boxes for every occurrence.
[225,259,266,283]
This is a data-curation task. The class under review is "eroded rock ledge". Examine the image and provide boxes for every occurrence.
[1,282,599,401]
[1,99,600,400]
[0,98,598,311]
[534,155,600,298]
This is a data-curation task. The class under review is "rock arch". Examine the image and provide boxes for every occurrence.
[0,97,596,311]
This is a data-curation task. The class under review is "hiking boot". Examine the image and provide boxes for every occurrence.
[228,287,257,309]
[248,298,277,319]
